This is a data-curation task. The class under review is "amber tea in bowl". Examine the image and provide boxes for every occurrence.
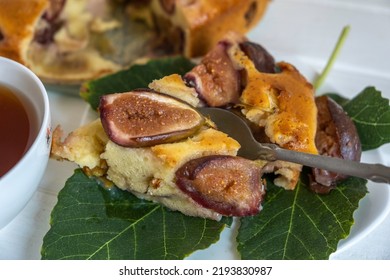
[0,57,51,229]
[0,84,38,176]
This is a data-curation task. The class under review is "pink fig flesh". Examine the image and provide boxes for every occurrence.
[99,90,204,147]
[175,155,265,216]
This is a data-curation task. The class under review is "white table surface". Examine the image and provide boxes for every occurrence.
[1,0,390,260]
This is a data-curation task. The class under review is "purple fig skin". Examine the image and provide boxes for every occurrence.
[99,90,204,147]
[310,96,362,194]
[175,155,266,216]
[239,41,276,73]
[184,41,241,107]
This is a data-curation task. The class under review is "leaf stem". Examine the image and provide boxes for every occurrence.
[313,25,351,90]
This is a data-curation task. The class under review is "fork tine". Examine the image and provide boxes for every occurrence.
[198,107,276,160]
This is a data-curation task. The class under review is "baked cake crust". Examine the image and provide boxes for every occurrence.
[0,0,48,64]
[0,0,270,83]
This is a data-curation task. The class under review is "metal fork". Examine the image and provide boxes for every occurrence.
[199,107,390,184]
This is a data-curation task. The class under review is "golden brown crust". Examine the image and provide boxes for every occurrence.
[0,0,48,64]
[184,0,270,57]
[152,0,270,57]
[0,0,269,84]
[232,48,318,155]
[0,0,122,83]
[148,74,200,107]
[229,44,318,190]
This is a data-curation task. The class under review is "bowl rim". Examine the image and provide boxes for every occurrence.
[0,57,51,182]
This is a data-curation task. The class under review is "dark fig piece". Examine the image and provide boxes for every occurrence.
[239,41,276,73]
[34,0,65,45]
[184,41,240,107]
[310,95,362,194]
[175,155,265,216]
[99,90,204,147]
[34,20,63,45]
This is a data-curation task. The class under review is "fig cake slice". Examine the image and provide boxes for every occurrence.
[52,87,266,220]
[0,0,270,83]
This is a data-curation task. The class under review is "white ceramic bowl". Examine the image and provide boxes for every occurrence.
[0,57,51,229]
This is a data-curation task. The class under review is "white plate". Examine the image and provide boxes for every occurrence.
[75,58,390,261]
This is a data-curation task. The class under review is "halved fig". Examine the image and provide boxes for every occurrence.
[310,95,362,194]
[175,155,265,216]
[99,90,205,147]
[184,41,241,107]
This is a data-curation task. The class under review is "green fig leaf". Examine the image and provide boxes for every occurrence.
[237,176,368,260]
[342,87,390,151]
[41,170,229,260]
[80,56,195,110]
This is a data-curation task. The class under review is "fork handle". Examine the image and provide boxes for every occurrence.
[262,144,390,184]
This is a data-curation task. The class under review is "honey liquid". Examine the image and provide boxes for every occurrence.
[0,84,34,177]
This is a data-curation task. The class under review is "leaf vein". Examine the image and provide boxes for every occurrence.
[86,205,161,259]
